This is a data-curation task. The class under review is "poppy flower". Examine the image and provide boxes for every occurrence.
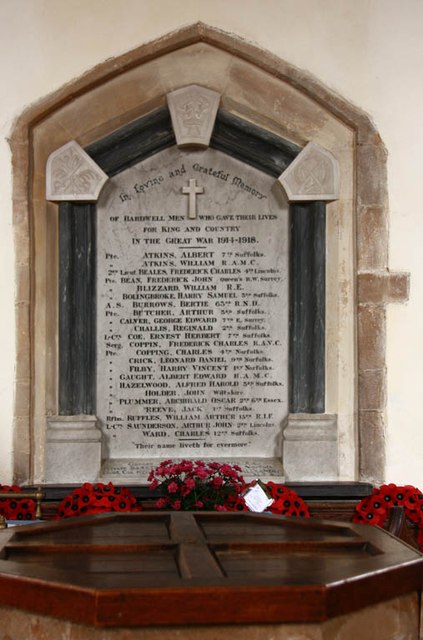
[265,484,310,518]
[55,483,139,518]
[0,484,36,520]
[224,495,248,511]
[352,484,423,536]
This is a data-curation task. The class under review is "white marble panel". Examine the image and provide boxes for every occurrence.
[96,147,289,472]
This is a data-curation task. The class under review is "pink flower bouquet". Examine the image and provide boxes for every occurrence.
[148,459,245,511]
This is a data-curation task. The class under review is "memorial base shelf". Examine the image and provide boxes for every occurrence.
[100,456,285,484]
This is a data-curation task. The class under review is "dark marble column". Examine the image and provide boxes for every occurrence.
[289,201,326,413]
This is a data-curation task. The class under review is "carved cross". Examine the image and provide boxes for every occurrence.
[182,178,204,220]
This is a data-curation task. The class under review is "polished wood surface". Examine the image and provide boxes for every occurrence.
[0,511,421,627]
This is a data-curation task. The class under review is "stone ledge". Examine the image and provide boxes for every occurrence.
[358,369,387,412]
[356,143,388,207]
[101,457,285,484]
[358,305,386,370]
[357,205,388,271]
[358,411,386,485]
[358,271,410,304]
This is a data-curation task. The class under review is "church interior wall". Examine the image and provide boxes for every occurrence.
[0,0,422,486]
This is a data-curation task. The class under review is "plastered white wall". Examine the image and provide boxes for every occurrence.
[0,0,422,486]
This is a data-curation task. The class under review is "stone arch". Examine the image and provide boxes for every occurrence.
[10,22,408,484]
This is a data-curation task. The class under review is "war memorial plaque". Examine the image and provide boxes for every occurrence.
[97,147,289,479]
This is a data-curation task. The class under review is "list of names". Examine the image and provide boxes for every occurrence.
[96,148,289,461]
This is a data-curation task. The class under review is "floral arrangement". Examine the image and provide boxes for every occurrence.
[148,459,245,511]
[55,482,140,518]
[352,483,423,550]
[147,459,311,517]
[3,467,423,555]
[0,485,36,521]
[0,468,312,521]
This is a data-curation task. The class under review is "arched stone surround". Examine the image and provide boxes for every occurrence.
[10,23,409,485]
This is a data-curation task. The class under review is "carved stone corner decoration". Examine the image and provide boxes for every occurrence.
[46,141,108,202]
[282,414,338,481]
[278,142,340,202]
[167,84,220,148]
[44,416,102,483]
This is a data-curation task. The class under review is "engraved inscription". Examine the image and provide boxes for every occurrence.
[96,147,289,462]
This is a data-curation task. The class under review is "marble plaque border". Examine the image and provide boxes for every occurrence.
[58,108,325,417]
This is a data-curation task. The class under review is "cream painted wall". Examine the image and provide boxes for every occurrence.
[0,0,422,485]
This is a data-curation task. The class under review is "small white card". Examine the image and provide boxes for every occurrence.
[243,483,274,513]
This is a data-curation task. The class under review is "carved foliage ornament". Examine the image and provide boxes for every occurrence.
[278,142,340,202]
[167,84,220,148]
[46,141,108,202]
